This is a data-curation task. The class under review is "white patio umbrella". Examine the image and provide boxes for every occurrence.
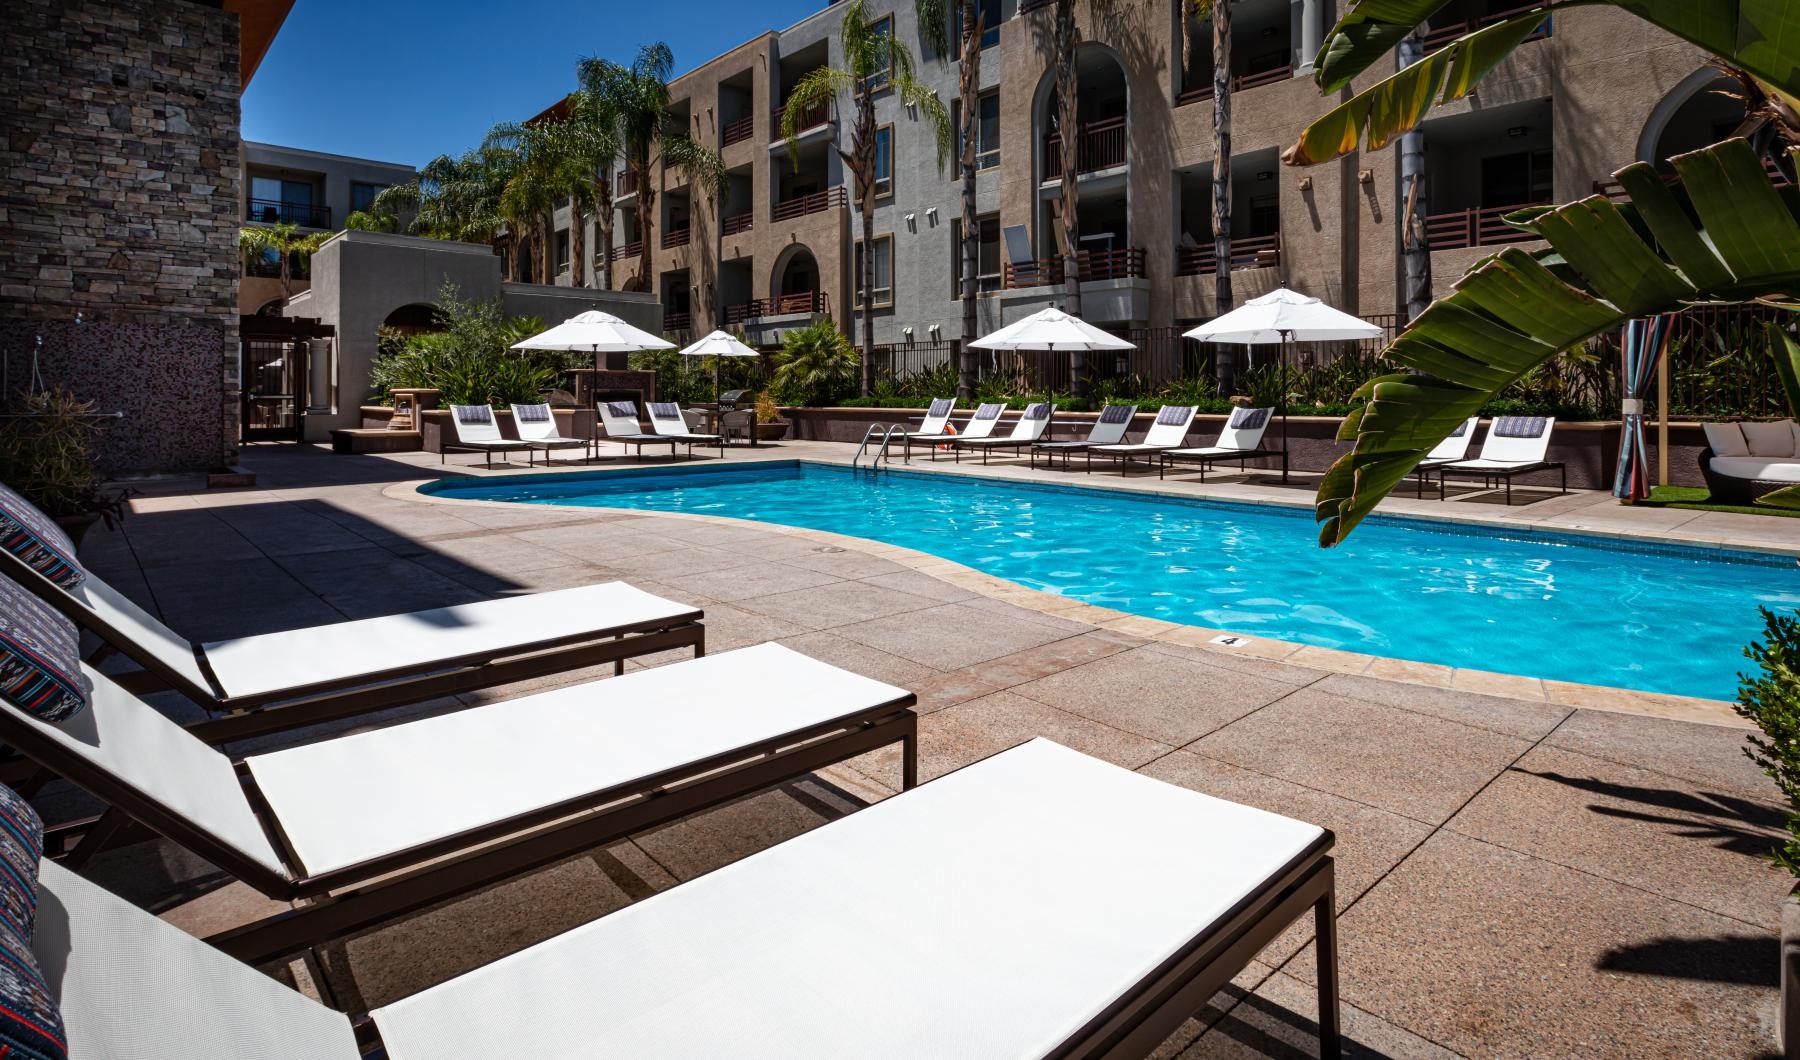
[1184,288,1383,470]
[970,306,1135,406]
[511,310,674,355]
[678,330,761,405]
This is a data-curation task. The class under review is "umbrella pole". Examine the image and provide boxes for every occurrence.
[1280,332,1290,484]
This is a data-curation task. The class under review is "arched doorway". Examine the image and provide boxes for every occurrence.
[381,303,444,337]
[1032,45,1131,272]
[771,244,821,315]
[1638,70,1747,172]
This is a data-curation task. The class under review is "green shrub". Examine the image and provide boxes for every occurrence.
[368,283,572,407]
[1737,608,1800,878]
[772,319,859,406]
[0,387,128,524]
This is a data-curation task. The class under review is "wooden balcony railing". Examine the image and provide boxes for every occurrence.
[663,311,691,331]
[722,114,756,147]
[1422,203,1546,251]
[247,198,329,228]
[611,240,644,261]
[772,290,826,315]
[1422,4,1550,53]
[724,300,764,325]
[1592,156,1791,200]
[662,225,691,250]
[771,102,829,139]
[1175,233,1283,275]
[1176,64,1295,106]
[616,170,639,197]
[1003,247,1146,289]
[772,185,847,222]
[722,211,755,236]
[1041,115,1127,180]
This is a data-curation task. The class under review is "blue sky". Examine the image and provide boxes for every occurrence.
[243,0,824,166]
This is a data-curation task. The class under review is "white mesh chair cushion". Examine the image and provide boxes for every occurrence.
[1709,457,1800,483]
[33,861,359,1060]
[449,406,505,444]
[1094,406,1195,452]
[1743,419,1797,458]
[201,581,697,703]
[1424,418,1479,462]
[510,404,574,444]
[598,402,648,437]
[15,667,287,878]
[648,404,717,441]
[918,398,955,434]
[67,573,217,700]
[244,644,910,876]
[1216,407,1272,451]
[1463,416,1554,465]
[1090,404,1137,443]
[369,739,1324,1059]
[952,403,1005,442]
[964,404,1053,445]
[1703,421,1750,457]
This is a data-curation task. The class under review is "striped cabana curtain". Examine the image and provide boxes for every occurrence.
[1613,314,1676,502]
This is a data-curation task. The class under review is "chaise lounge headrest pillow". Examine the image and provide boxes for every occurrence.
[1492,416,1548,440]
[0,783,66,1060]
[1099,405,1134,424]
[513,404,552,424]
[0,580,86,724]
[0,484,84,590]
[1228,407,1270,431]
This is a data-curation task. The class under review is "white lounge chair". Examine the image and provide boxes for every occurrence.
[952,402,1054,463]
[1158,406,1285,481]
[510,402,592,465]
[597,400,682,461]
[1435,415,1566,504]
[1030,404,1139,470]
[647,401,723,457]
[887,397,957,448]
[1087,405,1199,474]
[905,402,1005,462]
[0,539,705,743]
[29,739,1340,1059]
[10,643,917,964]
[1412,416,1479,497]
[443,405,528,467]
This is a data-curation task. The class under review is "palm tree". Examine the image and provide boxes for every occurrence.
[486,121,584,284]
[566,82,625,290]
[784,0,952,396]
[1198,0,1234,394]
[579,44,726,295]
[1050,0,1085,398]
[370,145,515,251]
[1396,31,1432,322]
[916,0,987,401]
[237,222,329,305]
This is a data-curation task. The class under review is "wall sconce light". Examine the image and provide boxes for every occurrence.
[1507,125,1528,138]
[1357,169,1374,185]
[929,323,940,337]
[1297,176,1313,191]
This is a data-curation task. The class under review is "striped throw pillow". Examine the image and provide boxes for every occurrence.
[0,784,61,1059]
[0,581,84,723]
[0,485,83,590]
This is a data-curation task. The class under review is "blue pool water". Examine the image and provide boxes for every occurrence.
[428,462,1800,701]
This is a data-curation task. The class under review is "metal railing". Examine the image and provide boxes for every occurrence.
[722,211,755,236]
[663,311,691,331]
[662,225,691,250]
[246,199,329,228]
[722,114,756,147]
[1422,4,1550,52]
[611,240,643,261]
[1042,115,1127,180]
[1176,233,1283,275]
[1422,203,1546,251]
[772,186,847,222]
[852,423,905,472]
[772,102,829,139]
[1003,247,1146,289]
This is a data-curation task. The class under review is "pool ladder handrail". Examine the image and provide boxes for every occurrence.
[852,423,903,472]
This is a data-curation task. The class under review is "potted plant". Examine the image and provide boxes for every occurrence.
[0,387,128,547]
[1735,609,1800,1056]
[753,390,789,442]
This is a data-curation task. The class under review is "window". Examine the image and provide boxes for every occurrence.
[866,15,894,90]
[555,229,571,273]
[874,126,894,198]
[1248,194,1279,237]
[855,234,894,308]
[979,0,1003,48]
[952,215,1002,296]
[954,90,1001,170]
[1480,149,1553,209]
[248,176,319,225]
[350,182,386,213]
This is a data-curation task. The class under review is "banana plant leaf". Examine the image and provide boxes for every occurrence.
[1317,138,1800,546]
[1302,0,1800,165]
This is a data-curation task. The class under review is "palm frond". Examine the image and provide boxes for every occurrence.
[915,0,951,60]
[661,136,728,200]
[893,72,954,173]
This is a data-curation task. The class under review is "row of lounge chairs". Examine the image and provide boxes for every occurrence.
[445,401,726,466]
[0,484,1344,1057]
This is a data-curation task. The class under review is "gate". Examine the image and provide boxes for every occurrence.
[240,316,332,442]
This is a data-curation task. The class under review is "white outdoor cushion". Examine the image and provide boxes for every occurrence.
[1166,446,1250,458]
[245,643,911,876]
[369,739,1324,1059]
[70,572,218,700]
[202,581,696,702]
[34,860,360,1060]
[1709,457,1800,483]
[1703,421,1750,458]
[1424,417,1479,462]
[1743,419,1797,458]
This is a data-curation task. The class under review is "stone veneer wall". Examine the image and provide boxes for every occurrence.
[0,0,242,471]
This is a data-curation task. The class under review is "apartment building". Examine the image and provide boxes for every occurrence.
[240,141,416,315]
[536,0,1736,354]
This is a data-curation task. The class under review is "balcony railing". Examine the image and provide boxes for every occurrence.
[1176,233,1283,275]
[1041,116,1127,180]
[1592,156,1791,200]
[616,170,640,197]
[771,102,829,140]
[662,225,691,249]
[247,199,329,228]
[772,186,847,222]
[1422,203,1546,251]
[724,300,764,325]
[663,311,692,331]
[612,240,644,261]
[1422,4,1550,53]
[1176,64,1296,106]
[1003,248,1146,289]
[723,291,827,323]
[722,114,756,147]
[722,211,755,236]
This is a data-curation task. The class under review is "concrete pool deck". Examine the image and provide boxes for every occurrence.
[62,441,1798,1056]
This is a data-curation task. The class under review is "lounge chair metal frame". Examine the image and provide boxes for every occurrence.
[1030,405,1140,472]
[16,665,919,967]
[904,401,1006,464]
[1085,407,1201,477]
[0,547,707,746]
[511,402,596,466]
[1431,461,1567,504]
[1427,417,1567,505]
[950,403,1054,464]
[598,401,687,461]
[1157,447,1289,481]
[441,405,532,468]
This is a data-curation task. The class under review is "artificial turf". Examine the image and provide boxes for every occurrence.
[1637,485,1800,519]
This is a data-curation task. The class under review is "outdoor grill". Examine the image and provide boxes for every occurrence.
[719,389,753,411]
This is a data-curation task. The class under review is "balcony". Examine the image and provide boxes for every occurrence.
[612,240,644,261]
[1177,65,1296,106]
[1042,117,1127,180]
[662,225,691,250]
[617,170,640,197]
[772,186,847,222]
[1175,234,1282,275]
[722,115,756,147]
[722,211,754,236]
[247,198,329,228]
[724,300,764,326]
[724,291,826,324]
[1593,156,1790,200]
[1422,4,1551,53]
[771,102,829,140]
[663,311,692,331]
[1422,204,1545,251]
[1003,248,1146,289]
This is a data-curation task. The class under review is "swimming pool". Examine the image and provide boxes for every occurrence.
[427,462,1800,701]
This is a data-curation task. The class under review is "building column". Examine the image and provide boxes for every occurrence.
[306,338,332,414]
[1293,0,1326,76]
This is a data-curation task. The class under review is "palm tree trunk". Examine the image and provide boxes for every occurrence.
[1398,32,1433,322]
[1054,0,1086,400]
[1211,0,1235,396]
[957,0,980,402]
[636,159,656,294]
[857,92,877,398]
[539,213,554,283]
[569,196,587,287]
[596,176,615,290]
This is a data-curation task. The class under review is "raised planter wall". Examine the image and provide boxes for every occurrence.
[419,407,597,455]
[784,407,1716,492]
